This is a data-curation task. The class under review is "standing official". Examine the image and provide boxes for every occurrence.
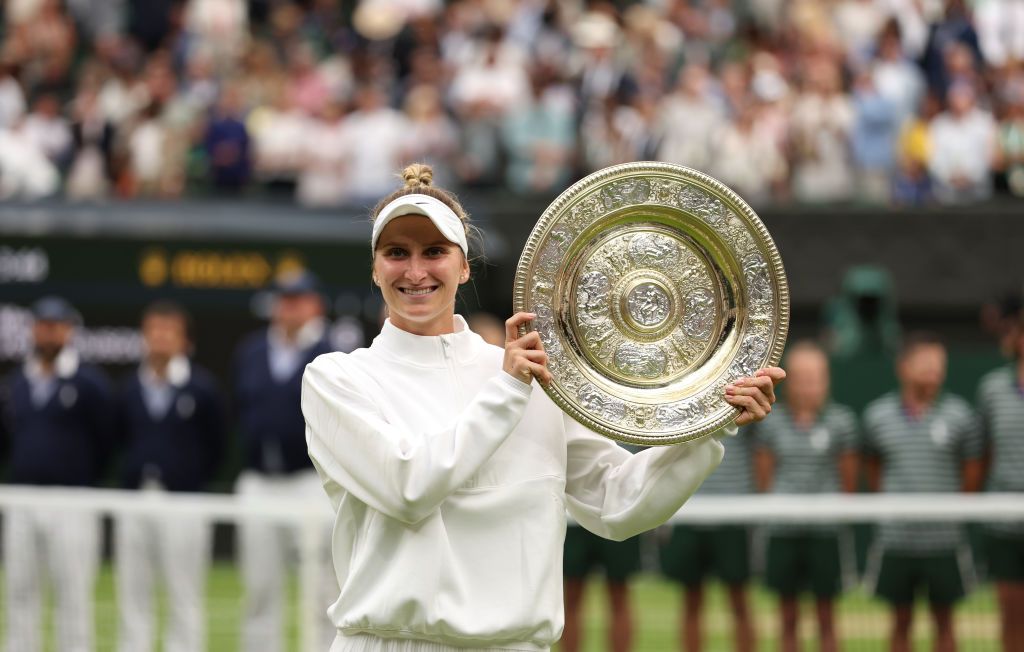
[233,271,336,652]
[1,297,113,652]
[660,429,757,652]
[115,300,225,652]
[754,342,858,652]
[976,314,1024,651]
[862,333,984,652]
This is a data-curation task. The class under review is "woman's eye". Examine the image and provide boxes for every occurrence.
[426,247,448,256]
[385,248,407,258]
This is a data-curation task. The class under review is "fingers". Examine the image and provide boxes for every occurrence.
[509,330,543,352]
[725,392,767,425]
[505,312,536,344]
[726,384,771,415]
[755,366,787,385]
[733,374,776,405]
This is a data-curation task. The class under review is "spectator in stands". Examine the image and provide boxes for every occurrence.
[232,271,336,652]
[655,63,724,173]
[562,451,643,652]
[21,93,72,168]
[127,102,170,197]
[580,92,654,173]
[403,83,459,190]
[994,87,1024,197]
[712,99,788,205]
[249,86,308,197]
[0,60,26,129]
[833,0,888,69]
[928,82,997,203]
[789,59,855,203]
[976,312,1024,652]
[660,430,758,652]
[338,84,413,205]
[284,41,330,117]
[892,93,941,205]
[861,333,985,652]
[0,115,61,199]
[850,69,900,204]
[872,25,927,130]
[115,300,225,652]
[0,296,114,652]
[974,0,1024,69]
[296,100,348,207]
[920,0,983,97]
[203,83,251,193]
[66,79,115,200]
[755,341,859,652]
[501,64,575,195]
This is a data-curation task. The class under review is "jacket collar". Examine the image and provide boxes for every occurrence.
[139,355,191,389]
[372,315,481,367]
[24,347,79,381]
[269,317,326,352]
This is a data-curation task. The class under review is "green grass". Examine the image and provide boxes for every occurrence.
[0,566,1001,651]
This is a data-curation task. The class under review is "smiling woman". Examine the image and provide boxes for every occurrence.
[300,163,785,652]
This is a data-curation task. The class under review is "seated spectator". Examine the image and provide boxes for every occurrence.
[928,82,997,203]
[248,86,308,196]
[850,69,900,204]
[994,88,1024,197]
[580,92,654,173]
[403,83,459,190]
[0,60,26,129]
[892,93,941,205]
[711,100,787,204]
[338,84,412,204]
[66,83,115,200]
[501,64,575,195]
[203,84,251,193]
[296,100,348,207]
[21,93,72,168]
[655,63,723,172]
[790,59,855,202]
[872,24,926,129]
[0,115,60,199]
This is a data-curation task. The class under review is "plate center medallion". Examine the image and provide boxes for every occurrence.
[625,282,671,328]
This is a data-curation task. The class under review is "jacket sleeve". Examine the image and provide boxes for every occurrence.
[301,355,533,525]
[563,417,731,541]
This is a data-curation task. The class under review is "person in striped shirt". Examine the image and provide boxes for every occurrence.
[976,313,1024,652]
[754,341,858,652]
[659,430,757,652]
[861,332,985,652]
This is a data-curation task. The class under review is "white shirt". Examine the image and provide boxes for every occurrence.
[301,316,728,650]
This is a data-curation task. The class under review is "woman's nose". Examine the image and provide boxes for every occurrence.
[405,256,428,282]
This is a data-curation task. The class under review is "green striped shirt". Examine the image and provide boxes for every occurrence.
[976,366,1024,535]
[862,392,983,553]
[755,403,858,533]
[699,428,755,495]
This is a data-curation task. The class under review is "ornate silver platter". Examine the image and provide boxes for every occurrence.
[513,162,789,445]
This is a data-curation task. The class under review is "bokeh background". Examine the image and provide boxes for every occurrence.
[1,0,1023,650]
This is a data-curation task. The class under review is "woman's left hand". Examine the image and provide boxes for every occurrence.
[724,366,787,426]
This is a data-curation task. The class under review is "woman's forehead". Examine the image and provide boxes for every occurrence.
[376,215,452,246]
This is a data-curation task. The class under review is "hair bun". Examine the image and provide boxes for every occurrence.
[402,163,433,188]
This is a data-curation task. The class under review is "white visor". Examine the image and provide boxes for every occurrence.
[371,193,468,256]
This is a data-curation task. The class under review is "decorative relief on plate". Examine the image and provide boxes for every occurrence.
[613,342,668,379]
[514,162,789,445]
[626,283,671,327]
[743,253,773,305]
[577,383,626,423]
[682,288,716,340]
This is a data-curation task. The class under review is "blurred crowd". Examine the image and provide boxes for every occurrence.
[1,0,1023,206]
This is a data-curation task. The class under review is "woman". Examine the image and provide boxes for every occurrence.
[301,164,785,651]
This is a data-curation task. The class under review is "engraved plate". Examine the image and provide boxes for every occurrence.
[514,162,789,445]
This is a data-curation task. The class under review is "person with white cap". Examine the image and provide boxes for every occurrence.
[301,162,787,652]
[1,296,114,652]
[233,272,337,652]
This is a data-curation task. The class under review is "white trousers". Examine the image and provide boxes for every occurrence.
[2,507,100,652]
[236,471,337,652]
[115,508,211,652]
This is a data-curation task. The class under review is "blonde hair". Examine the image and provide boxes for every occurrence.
[371,163,483,263]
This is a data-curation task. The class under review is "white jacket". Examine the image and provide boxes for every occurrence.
[301,316,729,650]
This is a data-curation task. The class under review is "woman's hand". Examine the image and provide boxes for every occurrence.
[503,313,553,386]
[725,366,787,426]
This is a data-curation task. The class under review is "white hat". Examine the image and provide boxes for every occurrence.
[371,193,468,256]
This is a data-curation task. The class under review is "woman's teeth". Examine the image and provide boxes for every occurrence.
[402,287,436,295]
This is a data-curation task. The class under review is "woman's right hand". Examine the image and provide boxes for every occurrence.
[503,312,553,386]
